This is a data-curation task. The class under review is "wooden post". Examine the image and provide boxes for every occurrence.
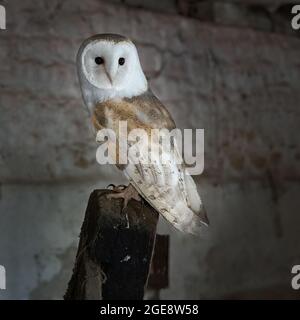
[146,235,169,299]
[64,189,159,300]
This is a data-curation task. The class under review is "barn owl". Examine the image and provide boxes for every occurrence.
[77,34,208,235]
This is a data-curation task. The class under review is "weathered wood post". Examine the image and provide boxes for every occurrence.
[64,189,159,300]
[146,234,169,299]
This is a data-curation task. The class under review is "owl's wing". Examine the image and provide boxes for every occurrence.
[123,131,208,235]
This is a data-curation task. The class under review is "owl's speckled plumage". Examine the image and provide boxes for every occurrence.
[77,34,208,235]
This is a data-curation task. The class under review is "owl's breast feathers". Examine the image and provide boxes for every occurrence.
[91,90,176,134]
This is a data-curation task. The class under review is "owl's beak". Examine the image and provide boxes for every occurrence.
[104,68,113,85]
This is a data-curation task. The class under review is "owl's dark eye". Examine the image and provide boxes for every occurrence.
[95,57,104,65]
[118,57,125,65]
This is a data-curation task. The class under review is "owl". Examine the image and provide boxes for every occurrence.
[77,34,208,235]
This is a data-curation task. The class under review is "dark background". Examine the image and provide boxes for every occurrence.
[0,0,299,299]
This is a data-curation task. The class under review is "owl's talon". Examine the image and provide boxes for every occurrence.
[116,184,127,191]
[106,184,127,192]
[106,184,141,210]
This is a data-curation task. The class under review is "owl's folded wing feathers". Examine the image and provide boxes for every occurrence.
[123,135,208,235]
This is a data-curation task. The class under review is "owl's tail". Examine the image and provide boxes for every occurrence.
[171,201,208,235]
[170,173,209,235]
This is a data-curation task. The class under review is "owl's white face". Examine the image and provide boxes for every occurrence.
[79,39,147,102]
